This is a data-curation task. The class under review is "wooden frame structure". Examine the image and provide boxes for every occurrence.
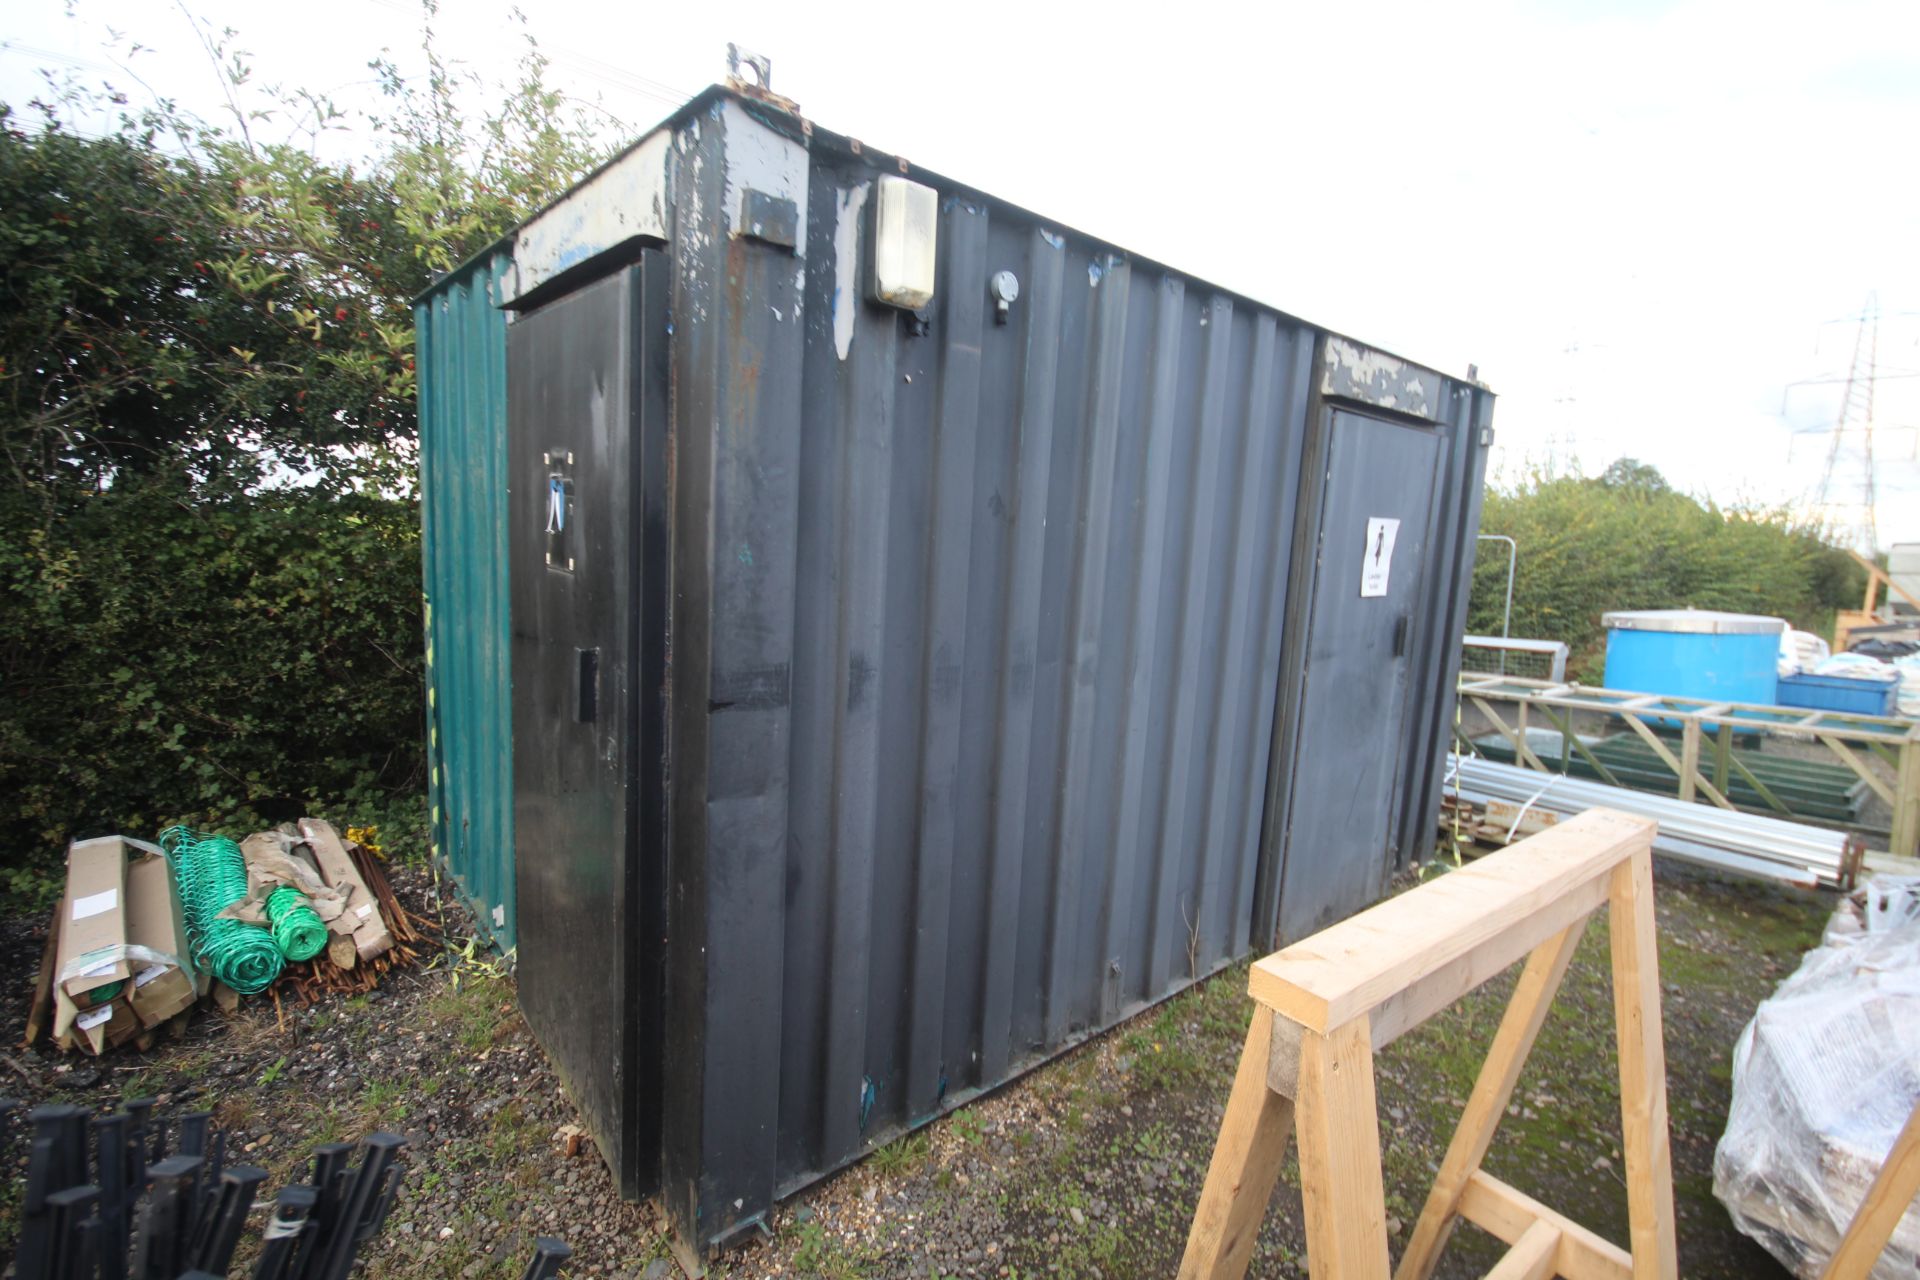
[1180,809,1674,1280]
[1457,674,1920,860]
[1834,549,1920,654]
[1821,1096,1920,1280]
[1461,636,1571,684]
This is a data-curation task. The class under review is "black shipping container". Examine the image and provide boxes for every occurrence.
[416,83,1494,1263]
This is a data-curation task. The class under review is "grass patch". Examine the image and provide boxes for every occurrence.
[790,1219,874,1279]
[869,1129,930,1177]
[426,973,519,1053]
[487,1099,541,1161]
[360,1077,410,1128]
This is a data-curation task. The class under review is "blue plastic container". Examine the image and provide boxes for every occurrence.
[1776,670,1899,717]
[1602,610,1785,707]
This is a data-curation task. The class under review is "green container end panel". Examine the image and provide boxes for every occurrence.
[417,248,516,950]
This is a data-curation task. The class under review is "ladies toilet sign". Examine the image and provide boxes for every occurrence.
[1360,516,1400,598]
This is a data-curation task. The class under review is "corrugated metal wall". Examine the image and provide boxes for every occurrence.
[416,248,517,949]
[649,99,1490,1251]
[421,89,1494,1258]
[775,196,1315,1171]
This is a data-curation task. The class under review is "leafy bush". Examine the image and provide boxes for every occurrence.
[0,472,423,868]
[1469,460,1865,680]
[0,11,608,907]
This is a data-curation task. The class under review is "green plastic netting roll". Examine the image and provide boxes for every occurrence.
[158,827,284,995]
[267,885,329,961]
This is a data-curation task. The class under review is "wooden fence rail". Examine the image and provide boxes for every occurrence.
[1455,674,1920,860]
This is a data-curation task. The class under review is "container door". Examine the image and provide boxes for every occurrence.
[508,255,668,1198]
[1273,408,1443,941]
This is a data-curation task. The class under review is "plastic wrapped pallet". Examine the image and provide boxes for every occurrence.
[1778,628,1831,678]
[1714,876,1920,1278]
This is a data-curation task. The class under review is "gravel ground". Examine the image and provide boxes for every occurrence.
[2,856,1825,1278]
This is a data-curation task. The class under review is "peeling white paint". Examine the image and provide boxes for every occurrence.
[513,130,671,303]
[1322,336,1437,417]
[832,182,870,361]
[1324,336,1409,388]
[720,100,808,257]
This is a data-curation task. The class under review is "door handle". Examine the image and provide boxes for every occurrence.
[574,647,599,723]
[1393,615,1409,658]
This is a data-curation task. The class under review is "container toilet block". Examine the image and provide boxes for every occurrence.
[1602,610,1785,706]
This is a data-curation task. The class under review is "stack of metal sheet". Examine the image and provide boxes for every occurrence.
[1446,754,1861,890]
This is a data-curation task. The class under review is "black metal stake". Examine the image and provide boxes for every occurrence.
[519,1237,573,1280]
[91,1111,130,1280]
[251,1185,318,1280]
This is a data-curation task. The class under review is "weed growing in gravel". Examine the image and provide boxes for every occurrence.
[215,1095,260,1133]
[790,1219,874,1279]
[869,1129,929,1176]
[361,1078,410,1127]
[427,972,518,1052]
[949,1109,985,1146]
[1131,1123,1173,1160]
[308,1110,343,1147]
[119,1068,160,1101]
[487,1099,540,1159]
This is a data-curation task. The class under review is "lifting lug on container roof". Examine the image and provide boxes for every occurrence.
[725,42,771,90]
[725,42,799,114]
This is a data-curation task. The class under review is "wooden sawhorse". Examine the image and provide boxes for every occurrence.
[1180,808,1676,1280]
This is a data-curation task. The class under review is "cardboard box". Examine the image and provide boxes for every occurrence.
[56,836,131,1006]
[54,988,138,1055]
[48,850,142,1055]
[300,818,393,960]
[126,851,201,1028]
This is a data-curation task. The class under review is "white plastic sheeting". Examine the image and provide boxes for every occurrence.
[1896,655,1920,718]
[1816,652,1902,682]
[1714,877,1920,1278]
[1779,629,1831,678]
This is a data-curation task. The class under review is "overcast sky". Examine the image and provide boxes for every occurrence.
[6,0,1918,547]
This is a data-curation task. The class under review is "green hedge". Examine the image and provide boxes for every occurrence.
[0,472,424,905]
[1467,463,1863,681]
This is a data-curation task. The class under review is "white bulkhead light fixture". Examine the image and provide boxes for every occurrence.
[869,174,938,310]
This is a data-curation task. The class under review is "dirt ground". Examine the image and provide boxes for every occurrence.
[1,854,1825,1278]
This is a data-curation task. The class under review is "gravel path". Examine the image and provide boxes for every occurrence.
[1,858,1822,1278]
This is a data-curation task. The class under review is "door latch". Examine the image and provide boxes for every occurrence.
[542,450,575,572]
